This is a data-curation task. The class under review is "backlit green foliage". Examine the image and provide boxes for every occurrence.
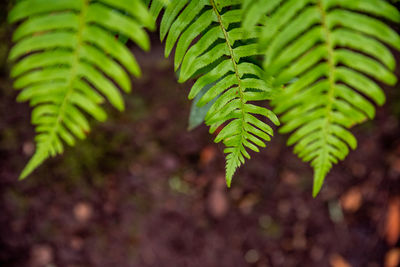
[155,0,280,186]
[245,0,400,196]
[6,0,400,196]
[8,0,154,179]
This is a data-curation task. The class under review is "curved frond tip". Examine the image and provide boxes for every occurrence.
[255,0,400,196]
[9,0,154,179]
[159,0,280,186]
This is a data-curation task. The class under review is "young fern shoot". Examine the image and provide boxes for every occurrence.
[248,0,400,196]
[156,0,280,187]
[9,0,154,179]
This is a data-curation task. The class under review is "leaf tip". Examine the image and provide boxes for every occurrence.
[226,175,232,188]
[19,149,49,181]
[225,157,238,188]
[312,168,328,197]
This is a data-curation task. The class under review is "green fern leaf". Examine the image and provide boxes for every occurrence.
[147,0,169,20]
[258,0,400,196]
[241,0,277,32]
[9,0,154,179]
[159,0,280,186]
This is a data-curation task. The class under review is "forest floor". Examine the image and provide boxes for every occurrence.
[0,11,400,267]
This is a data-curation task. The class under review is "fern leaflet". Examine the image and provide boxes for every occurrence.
[158,0,280,186]
[9,0,154,179]
[255,0,400,196]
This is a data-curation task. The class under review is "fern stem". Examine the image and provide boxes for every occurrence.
[314,0,336,196]
[58,1,88,122]
[210,0,247,186]
[20,0,90,179]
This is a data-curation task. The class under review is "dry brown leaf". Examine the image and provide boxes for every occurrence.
[385,197,400,246]
[385,248,400,267]
[199,145,217,166]
[329,253,352,267]
[340,187,362,213]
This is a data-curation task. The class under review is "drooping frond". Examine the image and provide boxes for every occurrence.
[9,0,154,179]
[257,0,400,196]
[159,0,280,186]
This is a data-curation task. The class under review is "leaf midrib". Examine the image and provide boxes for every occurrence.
[210,0,247,186]
[22,0,89,177]
[313,0,336,194]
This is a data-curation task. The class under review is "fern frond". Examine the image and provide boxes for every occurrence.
[258,0,400,196]
[159,0,280,186]
[9,0,154,179]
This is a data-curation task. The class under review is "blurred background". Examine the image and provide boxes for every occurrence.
[1,1,400,267]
